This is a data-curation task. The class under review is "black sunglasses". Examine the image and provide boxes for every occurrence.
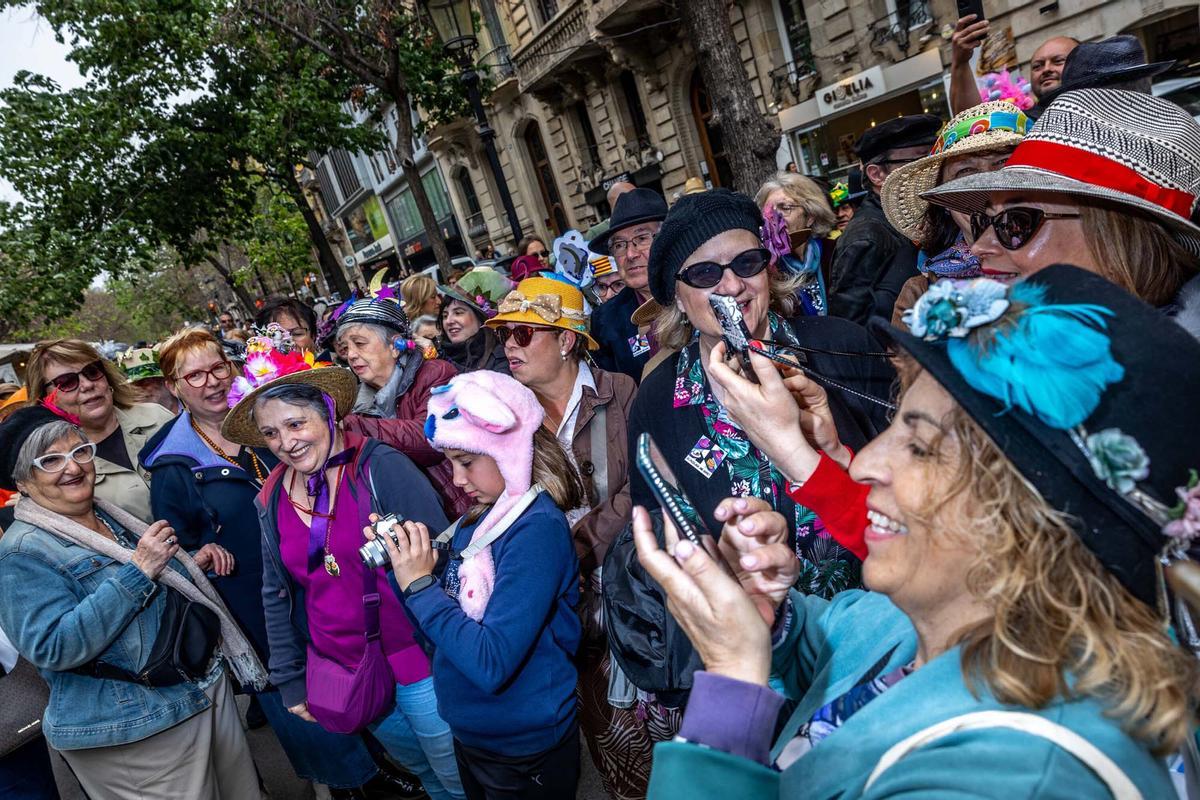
[495,324,557,347]
[676,248,771,289]
[45,360,106,393]
[970,207,1081,251]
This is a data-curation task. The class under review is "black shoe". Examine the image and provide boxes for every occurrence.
[245,695,268,730]
[361,769,428,800]
[329,788,367,800]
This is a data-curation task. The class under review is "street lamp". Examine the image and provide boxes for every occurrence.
[420,0,524,247]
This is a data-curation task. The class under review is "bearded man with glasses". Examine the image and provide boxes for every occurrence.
[25,339,174,523]
[828,114,942,325]
[588,188,670,383]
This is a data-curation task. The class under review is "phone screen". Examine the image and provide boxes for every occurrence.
[956,0,985,20]
[636,433,707,546]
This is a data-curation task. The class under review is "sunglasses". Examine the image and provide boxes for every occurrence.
[45,360,106,393]
[529,249,550,260]
[32,442,97,474]
[676,248,771,289]
[970,207,1081,251]
[177,361,233,388]
[495,324,556,348]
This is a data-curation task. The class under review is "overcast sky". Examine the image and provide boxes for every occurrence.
[0,4,86,203]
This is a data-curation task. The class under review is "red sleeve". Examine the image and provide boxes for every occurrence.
[785,451,868,560]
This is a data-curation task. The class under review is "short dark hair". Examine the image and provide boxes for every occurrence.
[257,297,317,338]
[252,382,330,423]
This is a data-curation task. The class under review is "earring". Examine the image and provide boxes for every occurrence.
[560,351,568,361]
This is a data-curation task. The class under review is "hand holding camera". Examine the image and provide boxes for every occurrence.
[360,513,438,591]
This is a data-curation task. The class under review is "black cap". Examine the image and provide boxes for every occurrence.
[854,114,941,164]
[871,265,1200,607]
[646,188,762,306]
[590,188,668,255]
[1040,35,1173,105]
[0,405,69,490]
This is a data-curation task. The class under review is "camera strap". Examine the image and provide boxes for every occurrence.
[435,485,545,560]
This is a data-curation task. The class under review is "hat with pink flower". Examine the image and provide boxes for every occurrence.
[220,323,357,447]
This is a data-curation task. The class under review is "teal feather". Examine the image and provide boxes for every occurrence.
[947,283,1124,429]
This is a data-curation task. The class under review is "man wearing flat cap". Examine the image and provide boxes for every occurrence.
[827,114,940,325]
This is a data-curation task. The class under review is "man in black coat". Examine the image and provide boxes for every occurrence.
[588,188,668,382]
[828,114,940,325]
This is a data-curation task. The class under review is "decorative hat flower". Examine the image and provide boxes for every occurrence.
[226,325,324,409]
[1085,428,1151,495]
[903,278,1009,341]
[1164,471,1200,544]
[761,206,792,265]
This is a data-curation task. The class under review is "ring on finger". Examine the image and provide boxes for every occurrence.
[166,536,177,545]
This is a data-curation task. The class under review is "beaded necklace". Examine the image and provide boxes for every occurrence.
[191,417,267,484]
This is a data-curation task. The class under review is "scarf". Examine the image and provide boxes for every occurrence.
[303,398,359,572]
[15,498,268,690]
[438,327,500,374]
[352,349,423,419]
[924,233,983,279]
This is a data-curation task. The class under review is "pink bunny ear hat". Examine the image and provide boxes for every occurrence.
[425,371,545,620]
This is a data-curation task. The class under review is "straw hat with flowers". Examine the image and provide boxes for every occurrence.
[221,323,357,446]
[881,101,1031,245]
[485,275,599,349]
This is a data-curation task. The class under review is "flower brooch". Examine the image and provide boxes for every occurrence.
[902,278,1009,341]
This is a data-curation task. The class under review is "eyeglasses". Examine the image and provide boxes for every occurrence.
[495,324,556,348]
[596,279,626,298]
[44,360,106,394]
[32,442,97,473]
[176,361,233,388]
[676,248,771,289]
[609,232,656,258]
[772,202,804,215]
[969,207,1081,251]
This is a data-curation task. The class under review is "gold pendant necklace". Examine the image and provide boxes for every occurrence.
[324,553,341,577]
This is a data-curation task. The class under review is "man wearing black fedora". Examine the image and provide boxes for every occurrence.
[589,187,669,382]
[1038,35,1173,106]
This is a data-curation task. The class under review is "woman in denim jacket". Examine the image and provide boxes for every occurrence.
[0,405,264,799]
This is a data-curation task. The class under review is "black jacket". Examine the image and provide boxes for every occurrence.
[591,286,650,383]
[438,327,510,375]
[828,191,920,325]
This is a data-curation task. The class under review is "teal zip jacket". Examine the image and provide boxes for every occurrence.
[649,590,1174,798]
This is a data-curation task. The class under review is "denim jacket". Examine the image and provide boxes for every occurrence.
[0,515,211,750]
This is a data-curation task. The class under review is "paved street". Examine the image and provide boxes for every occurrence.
[49,695,606,799]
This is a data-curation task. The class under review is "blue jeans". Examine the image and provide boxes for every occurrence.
[256,688,378,789]
[370,677,464,800]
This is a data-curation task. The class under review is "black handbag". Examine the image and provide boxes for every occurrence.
[0,656,50,757]
[73,586,221,687]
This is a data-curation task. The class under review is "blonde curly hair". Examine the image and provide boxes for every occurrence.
[897,356,1199,755]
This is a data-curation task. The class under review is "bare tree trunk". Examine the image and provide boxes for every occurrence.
[202,253,257,313]
[281,166,352,298]
[679,0,780,195]
[390,82,453,274]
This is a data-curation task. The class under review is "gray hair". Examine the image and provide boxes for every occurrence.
[13,421,88,484]
[410,314,439,332]
[336,321,397,354]
[754,171,836,237]
[252,383,331,425]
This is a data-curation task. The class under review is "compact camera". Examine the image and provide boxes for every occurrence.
[358,514,402,569]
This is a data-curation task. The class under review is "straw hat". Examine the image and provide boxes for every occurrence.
[220,326,357,447]
[631,298,664,327]
[485,275,599,349]
[923,89,1200,257]
[881,101,1031,244]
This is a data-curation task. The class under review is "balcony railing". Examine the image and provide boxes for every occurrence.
[478,44,515,81]
[868,1,935,60]
[513,0,593,91]
[769,21,818,107]
[465,211,489,240]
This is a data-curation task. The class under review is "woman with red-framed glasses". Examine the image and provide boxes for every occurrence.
[25,339,173,523]
[484,275,644,798]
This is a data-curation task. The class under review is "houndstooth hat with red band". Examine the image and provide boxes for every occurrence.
[923,88,1200,256]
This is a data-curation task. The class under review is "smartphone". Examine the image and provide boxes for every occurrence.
[956,0,985,21]
[635,433,707,547]
[709,294,759,384]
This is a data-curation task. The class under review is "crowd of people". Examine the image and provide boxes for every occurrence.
[2,22,1200,800]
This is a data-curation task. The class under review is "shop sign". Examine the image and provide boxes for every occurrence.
[356,234,393,264]
[601,172,632,191]
[816,66,886,116]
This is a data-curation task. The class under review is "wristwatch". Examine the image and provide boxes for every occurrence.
[403,574,437,598]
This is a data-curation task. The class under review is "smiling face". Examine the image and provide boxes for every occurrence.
[337,323,397,389]
[168,345,232,422]
[1029,37,1076,99]
[17,432,96,517]
[253,398,332,476]
[273,311,315,354]
[442,300,482,344]
[443,447,505,505]
[849,371,978,619]
[969,191,1095,283]
[674,228,772,348]
[42,358,115,431]
[938,149,1015,241]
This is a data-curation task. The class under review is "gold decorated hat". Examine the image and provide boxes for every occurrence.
[485,276,598,350]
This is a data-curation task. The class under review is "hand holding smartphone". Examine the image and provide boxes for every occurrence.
[956,0,985,21]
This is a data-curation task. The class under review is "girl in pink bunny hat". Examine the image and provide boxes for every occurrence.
[363,370,587,798]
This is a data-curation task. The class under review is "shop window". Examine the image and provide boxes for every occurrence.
[618,71,651,149]
[523,122,567,235]
[384,166,455,241]
[690,69,733,189]
[572,101,602,173]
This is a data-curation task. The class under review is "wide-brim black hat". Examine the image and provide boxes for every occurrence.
[0,405,73,490]
[870,265,1200,607]
[590,188,668,255]
[1039,35,1174,106]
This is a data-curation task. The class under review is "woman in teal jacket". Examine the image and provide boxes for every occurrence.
[632,266,1200,798]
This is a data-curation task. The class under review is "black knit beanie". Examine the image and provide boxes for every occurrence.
[647,188,763,306]
[0,405,68,490]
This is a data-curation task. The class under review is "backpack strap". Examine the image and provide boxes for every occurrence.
[865,710,1141,799]
[588,404,608,504]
